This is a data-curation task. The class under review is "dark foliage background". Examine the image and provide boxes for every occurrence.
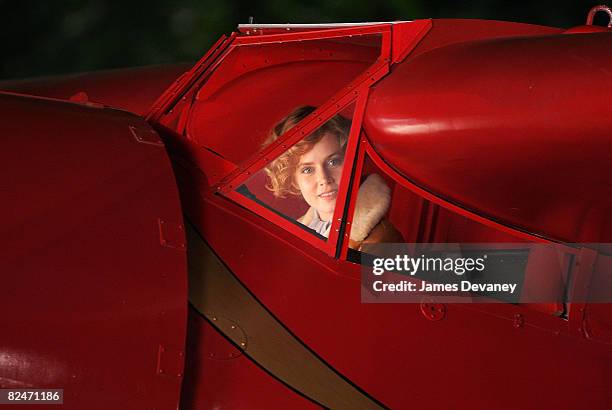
[1,0,608,80]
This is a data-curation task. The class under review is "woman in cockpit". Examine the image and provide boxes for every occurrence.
[263,106,402,249]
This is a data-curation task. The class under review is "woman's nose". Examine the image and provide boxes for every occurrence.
[317,167,333,185]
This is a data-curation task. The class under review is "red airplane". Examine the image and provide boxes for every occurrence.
[1,6,611,409]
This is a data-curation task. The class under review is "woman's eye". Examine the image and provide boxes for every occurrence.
[328,158,342,167]
[301,167,314,174]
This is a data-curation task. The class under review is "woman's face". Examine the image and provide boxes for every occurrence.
[294,133,345,222]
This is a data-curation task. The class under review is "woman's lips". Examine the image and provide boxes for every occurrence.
[318,190,338,200]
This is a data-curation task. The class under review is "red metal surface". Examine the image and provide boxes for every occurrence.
[390,20,432,63]
[146,34,235,123]
[326,94,368,253]
[0,92,187,409]
[187,33,383,166]
[407,19,563,59]
[0,64,190,115]
[564,24,611,33]
[365,32,612,243]
[349,141,570,317]
[568,249,598,338]
[181,308,320,409]
[224,188,329,252]
[233,24,391,46]
[178,177,611,410]
[339,133,367,260]
[158,18,612,409]
[361,139,547,243]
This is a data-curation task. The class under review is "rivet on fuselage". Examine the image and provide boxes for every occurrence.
[513,314,524,328]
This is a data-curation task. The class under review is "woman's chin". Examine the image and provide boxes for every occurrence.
[315,206,336,221]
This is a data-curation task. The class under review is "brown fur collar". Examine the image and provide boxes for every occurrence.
[349,173,391,242]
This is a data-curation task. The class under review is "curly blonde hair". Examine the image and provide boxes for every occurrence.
[264,106,350,198]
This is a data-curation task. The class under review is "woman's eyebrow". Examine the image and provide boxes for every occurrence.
[299,151,344,166]
[326,151,344,159]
